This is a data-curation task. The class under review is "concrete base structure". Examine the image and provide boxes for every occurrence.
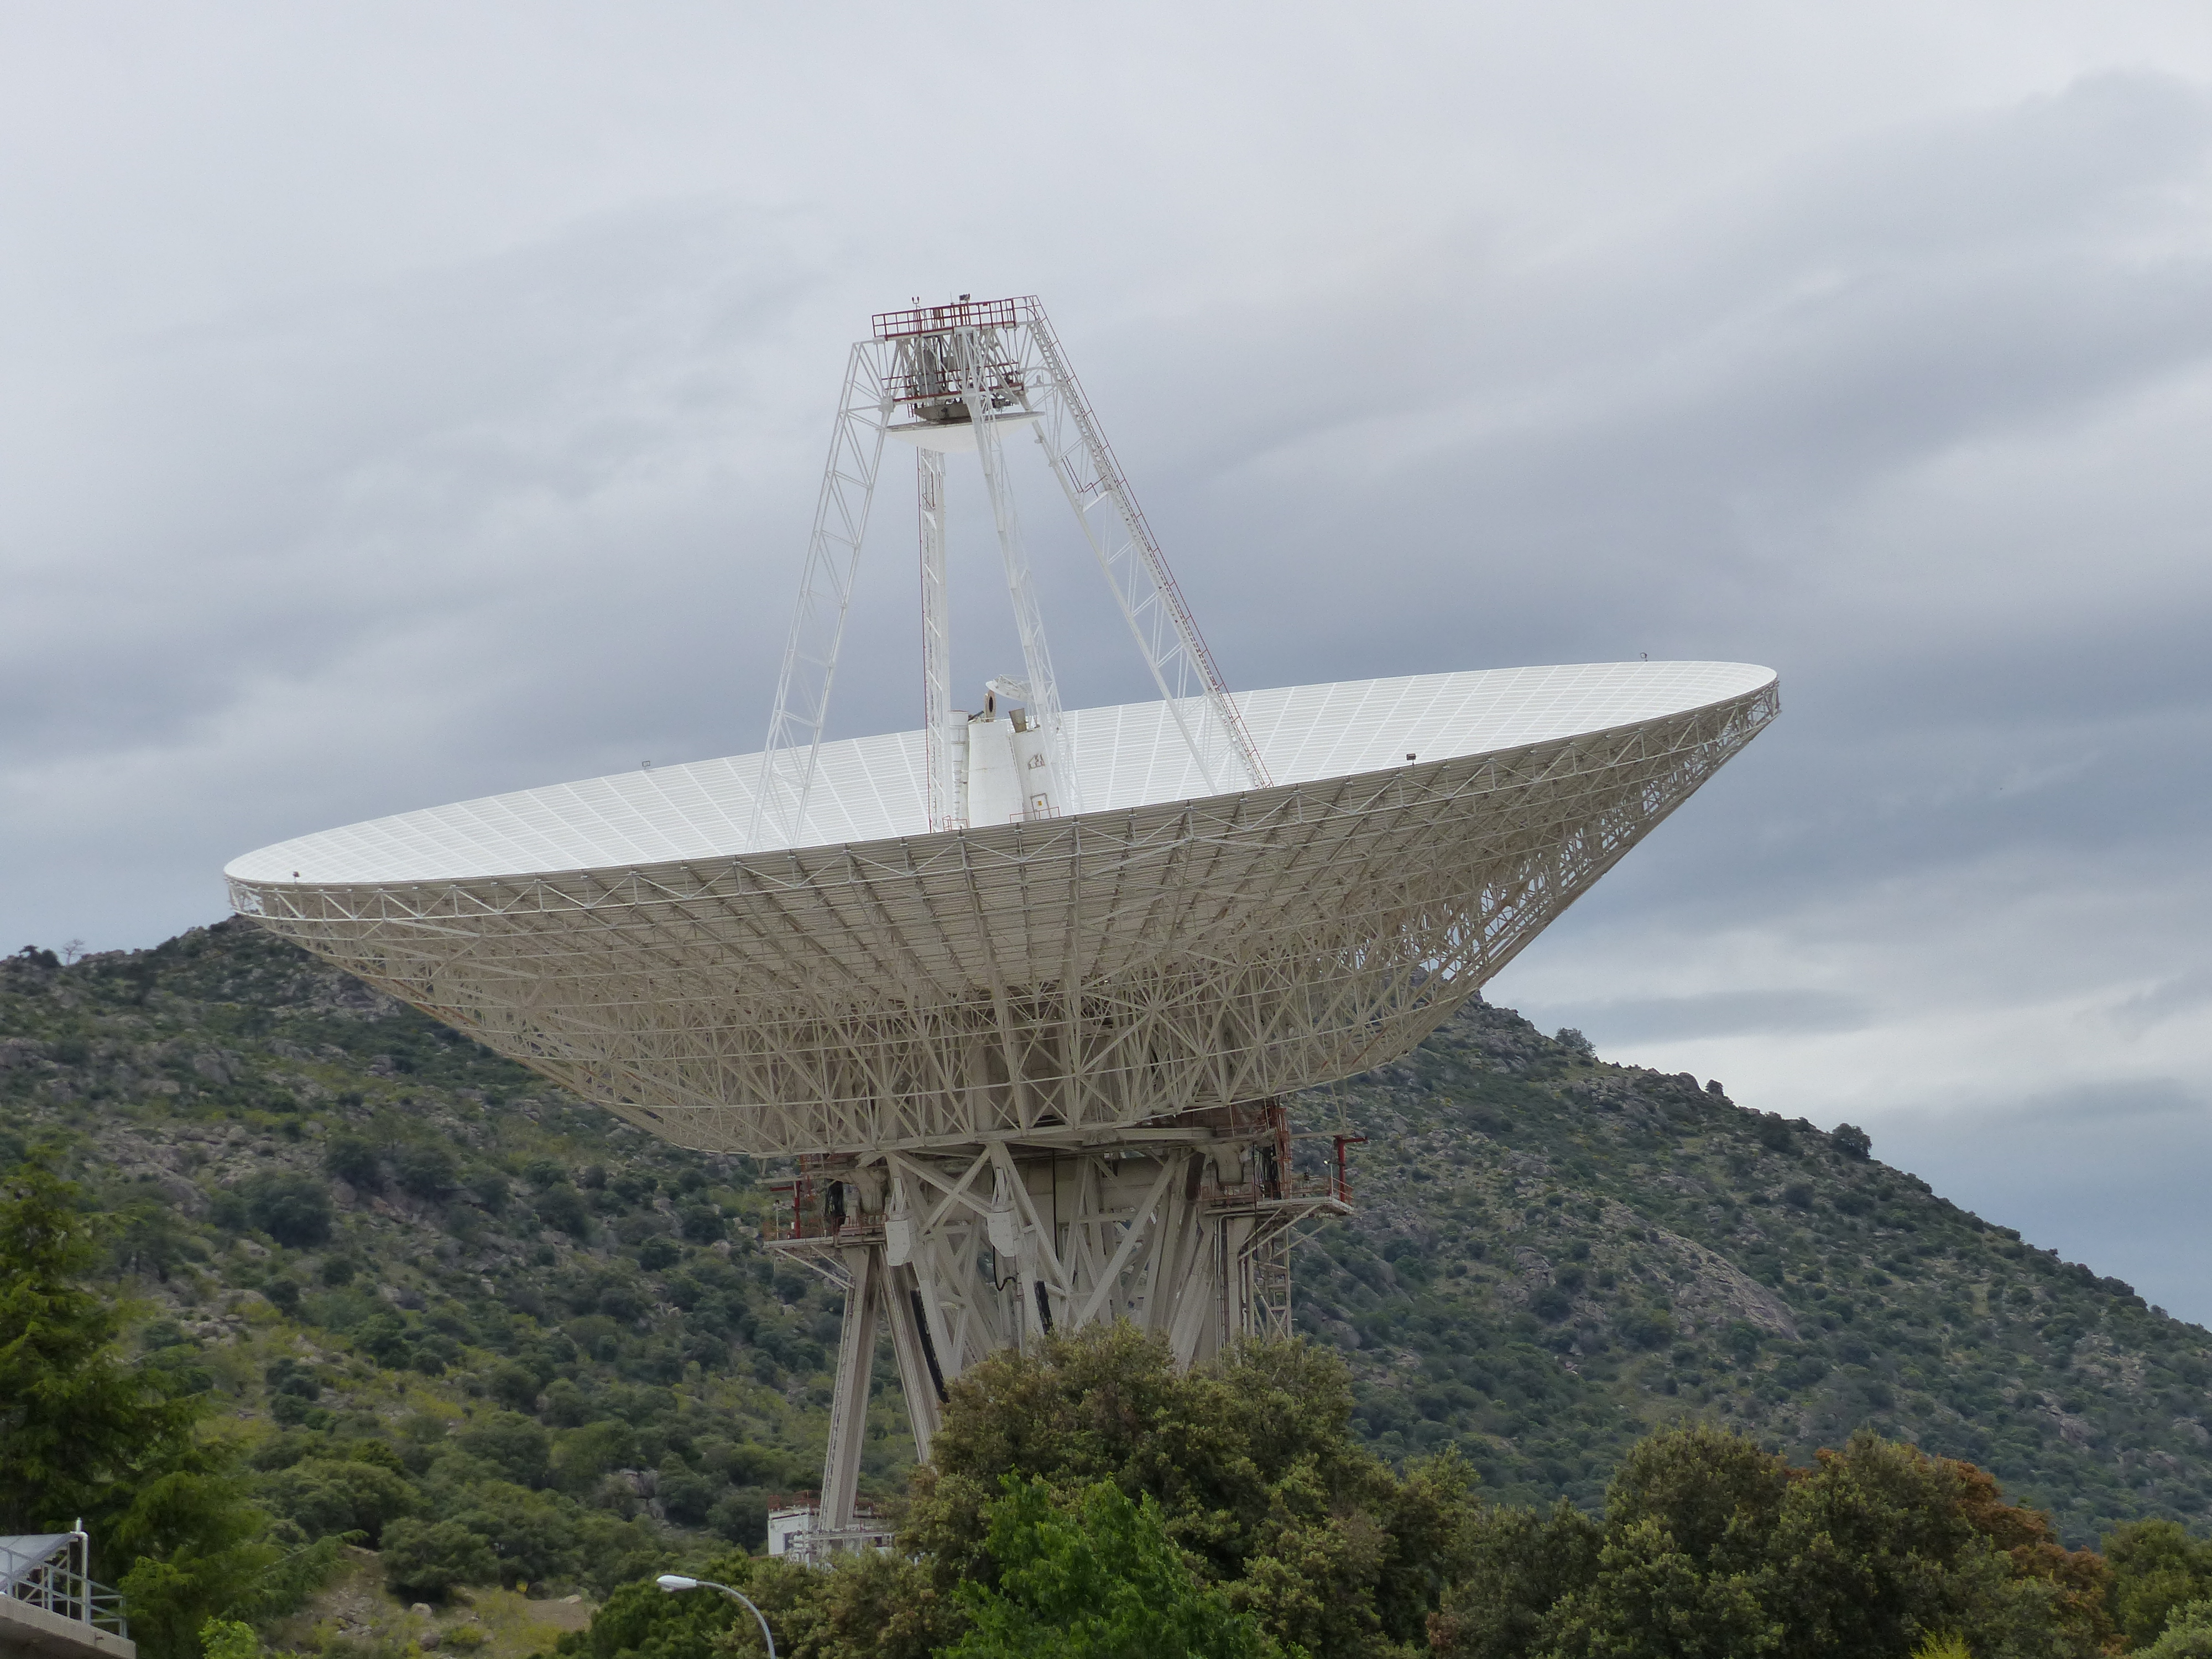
[0,1537,131,1659]
[0,1598,135,1659]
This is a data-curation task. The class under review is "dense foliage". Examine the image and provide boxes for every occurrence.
[944,1475,1272,1658]
[1431,1422,2111,1657]
[0,926,901,1611]
[2107,1522,2212,1650]
[0,1151,327,1659]
[907,1327,1469,1657]
[569,1330,2178,1657]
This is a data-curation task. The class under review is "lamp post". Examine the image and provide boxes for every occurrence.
[655,1575,776,1659]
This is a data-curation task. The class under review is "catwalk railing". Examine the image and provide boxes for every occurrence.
[1,1533,128,1640]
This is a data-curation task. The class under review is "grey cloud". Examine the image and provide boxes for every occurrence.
[1524,989,1877,1048]
[2109,967,2212,1036]
[1,199,825,770]
[1874,1079,2212,1324]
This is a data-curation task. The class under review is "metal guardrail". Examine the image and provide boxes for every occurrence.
[1,1531,129,1639]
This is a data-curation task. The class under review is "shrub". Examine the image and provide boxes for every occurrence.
[2107,1520,2212,1649]
[455,1413,550,1488]
[487,1362,541,1413]
[381,1517,498,1600]
[709,1489,770,1551]
[1431,1426,2113,1659]
[678,1204,725,1244]
[947,1476,1273,1658]
[258,1457,418,1547]
[535,1185,591,1239]
[2145,1600,2212,1658]
[393,1142,457,1202]
[322,1135,383,1192]
[239,1172,333,1248]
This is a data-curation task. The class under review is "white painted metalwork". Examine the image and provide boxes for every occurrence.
[751,339,895,852]
[228,661,1777,1159]
[959,324,1076,815]
[759,297,1261,851]
[226,296,1781,1551]
[1021,301,1266,794]
[1,1532,129,1642]
[916,448,956,831]
[766,1102,1351,1516]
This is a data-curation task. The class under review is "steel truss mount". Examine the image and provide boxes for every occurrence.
[763,1099,1353,1535]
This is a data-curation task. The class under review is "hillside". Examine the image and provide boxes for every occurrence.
[3,920,2208,1564]
[1289,1005,2212,1543]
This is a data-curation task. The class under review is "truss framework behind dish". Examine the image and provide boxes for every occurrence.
[231,683,1776,1157]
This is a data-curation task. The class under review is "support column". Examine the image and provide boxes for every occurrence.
[880,1261,946,1461]
[918,447,956,831]
[818,1243,881,1530]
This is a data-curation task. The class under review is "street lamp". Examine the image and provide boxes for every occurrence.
[655,1575,776,1659]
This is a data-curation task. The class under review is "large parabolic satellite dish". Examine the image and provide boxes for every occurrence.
[226,661,1776,1156]
[228,295,1776,1552]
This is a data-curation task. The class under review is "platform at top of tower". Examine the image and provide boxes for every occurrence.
[225,661,1773,890]
[873,295,1026,339]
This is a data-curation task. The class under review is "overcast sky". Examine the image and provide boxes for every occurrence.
[6,3,2210,1318]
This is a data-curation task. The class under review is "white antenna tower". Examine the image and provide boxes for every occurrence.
[752,295,1267,850]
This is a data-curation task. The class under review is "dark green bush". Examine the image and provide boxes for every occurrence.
[380,1517,498,1600]
[239,1171,333,1247]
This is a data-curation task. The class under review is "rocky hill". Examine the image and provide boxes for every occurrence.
[4,920,2208,1563]
[1289,1004,2212,1543]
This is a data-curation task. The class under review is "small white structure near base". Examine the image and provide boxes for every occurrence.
[764,1507,814,1559]
[0,1535,132,1659]
[765,1506,895,1564]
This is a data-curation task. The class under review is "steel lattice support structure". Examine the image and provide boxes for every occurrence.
[764,1103,1348,1529]
[752,340,895,851]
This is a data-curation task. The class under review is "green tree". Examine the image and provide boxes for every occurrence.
[947,1475,1277,1659]
[2108,1521,2212,1650]
[906,1324,1473,1656]
[238,1172,332,1248]
[0,1150,202,1535]
[2143,1600,2212,1658]
[576,1551,956,1659]
[444,1483,581,1587]
[1426,1501,1601,1659]
[1432,1426,2113,1659]
[0,1151,302,1659]
[455,1412,551,1488]
[380,1517,499,1600]
[257,1457,418,1546]
[197,1620,261,1659]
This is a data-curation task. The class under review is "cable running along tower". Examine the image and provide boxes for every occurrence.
[226,295,1780,1556]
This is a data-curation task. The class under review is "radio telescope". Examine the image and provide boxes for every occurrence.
[227,295,1777,1550]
